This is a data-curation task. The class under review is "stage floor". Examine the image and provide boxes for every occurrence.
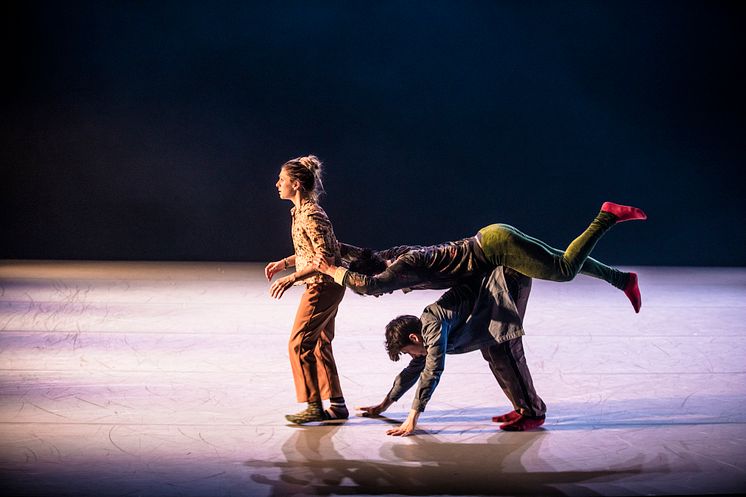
[1,261,744,496]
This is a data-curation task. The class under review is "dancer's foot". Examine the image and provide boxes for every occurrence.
[323,404,349,421]
[500,414,546,431]
[285,403,324,424]
[492,410,521,424]
[601,202,647,222]
[624,272,642,313]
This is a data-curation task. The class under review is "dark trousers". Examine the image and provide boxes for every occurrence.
[481,270,545,417]
[481,337,546,417]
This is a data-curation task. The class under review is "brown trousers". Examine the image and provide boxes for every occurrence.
[288,281,345,403]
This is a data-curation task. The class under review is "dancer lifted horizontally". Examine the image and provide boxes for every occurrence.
[265,155,348,424]
[315,202,646,312]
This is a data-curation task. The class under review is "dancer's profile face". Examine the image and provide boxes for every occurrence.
[276,168,296,200]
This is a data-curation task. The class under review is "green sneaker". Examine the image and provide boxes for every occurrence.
[285,403,324,424]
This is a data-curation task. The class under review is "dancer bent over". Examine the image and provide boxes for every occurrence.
[358,266,546,436]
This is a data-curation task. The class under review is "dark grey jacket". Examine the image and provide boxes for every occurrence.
[385,266,531,412]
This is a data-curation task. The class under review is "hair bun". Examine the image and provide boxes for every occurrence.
[298,155,322,172]
[282,154,325,202]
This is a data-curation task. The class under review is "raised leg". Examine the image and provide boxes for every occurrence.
[478,202,646,286]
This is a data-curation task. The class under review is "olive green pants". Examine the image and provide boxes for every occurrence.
[478,211,627,289]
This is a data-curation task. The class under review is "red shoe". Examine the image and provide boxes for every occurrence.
[492,410,520,423]
[500,414,545,431]
[624,272,642,313]
[601,202,647,222]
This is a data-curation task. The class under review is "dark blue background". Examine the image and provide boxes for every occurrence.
[3,1,744,265]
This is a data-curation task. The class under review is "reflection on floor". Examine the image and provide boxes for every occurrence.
[1,261,745,496]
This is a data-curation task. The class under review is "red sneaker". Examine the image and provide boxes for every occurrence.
[601,201,647,222]
[623,272,642,313]
[500,414,545,431]
[491,410,520,423]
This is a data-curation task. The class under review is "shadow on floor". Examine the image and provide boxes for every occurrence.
[244,423,649,496]
[407,396,746,430]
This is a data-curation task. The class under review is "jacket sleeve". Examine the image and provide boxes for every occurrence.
[385,356,426,403]
[376,245,420,260]
[407,283,479,411]
[408,317,448,412]
[335,258,418,296]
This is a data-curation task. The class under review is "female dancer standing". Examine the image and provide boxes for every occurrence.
[265,155,348,424]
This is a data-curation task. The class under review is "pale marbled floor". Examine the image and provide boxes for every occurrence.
[1,261,744,496]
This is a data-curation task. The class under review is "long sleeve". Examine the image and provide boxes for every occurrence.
[291,201,341,284]
[409,330,447,412]
[376,245,421,260]
[383,320,450,413]
[383,270,527,413]
[407,283,479,411]
[385,356,426,403]
[338,258,422,296]
[304,211,338,259]
[335,244,422,295]
[335,238,488,296]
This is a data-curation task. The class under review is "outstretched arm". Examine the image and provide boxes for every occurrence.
[360,356,426,435]
[386,410,421,437]
[314,254,415,296]
[356,398,420,436]
[383,342,445,437]
[356,397,394,417]
[388,285,475,435]
[376,333,447,437]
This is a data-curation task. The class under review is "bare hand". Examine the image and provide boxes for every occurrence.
[356,402,390,418]
[269,274,295,299]
[385,409,419,437]
[386,419,416,437]
[312,254,335,276]
[265,260,285,281]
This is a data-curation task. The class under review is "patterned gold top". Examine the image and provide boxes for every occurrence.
[290,200,341,285]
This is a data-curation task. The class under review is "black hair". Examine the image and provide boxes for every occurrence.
[384,315,422,361]
[348,248,388,276]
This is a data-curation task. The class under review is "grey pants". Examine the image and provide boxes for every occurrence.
[481,337,546,417]
[480,269,545,417]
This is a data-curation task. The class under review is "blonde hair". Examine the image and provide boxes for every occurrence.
[282,155,325,202]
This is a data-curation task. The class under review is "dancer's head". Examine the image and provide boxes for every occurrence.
[385,315,426,361]
[348,248,388,276]
[276,155,325,202]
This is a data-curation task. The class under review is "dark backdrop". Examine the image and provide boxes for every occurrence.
[2,1,744,265]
